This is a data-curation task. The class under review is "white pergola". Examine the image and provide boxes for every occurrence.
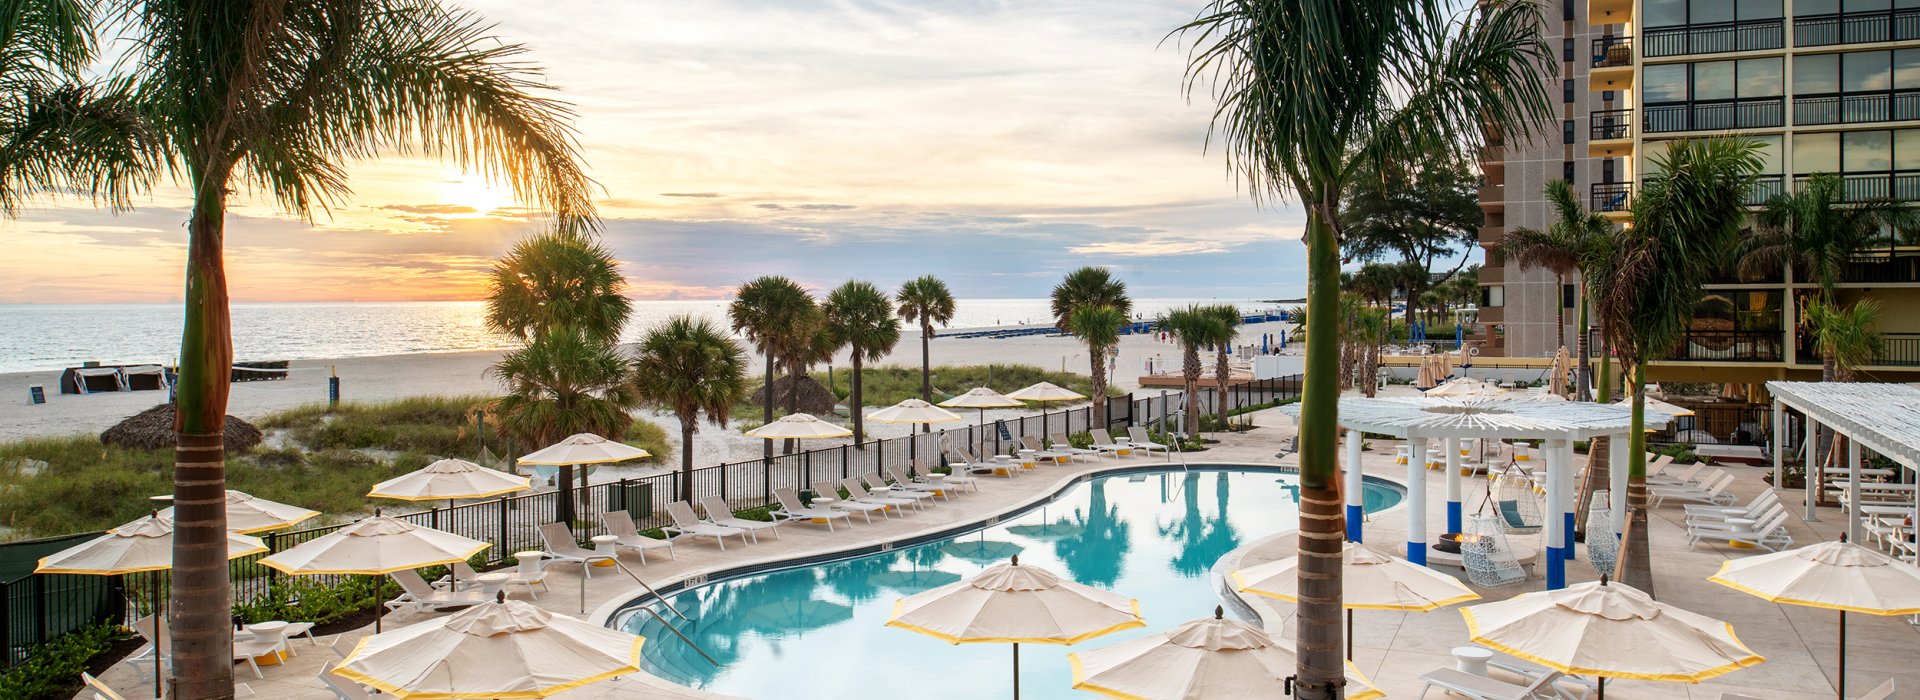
[1281,395,1673,589]
[1767,381,1920,553]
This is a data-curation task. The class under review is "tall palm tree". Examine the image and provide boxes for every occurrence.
[729,276,816,457]
[1596,137,1761,594]
[1174,0,1552,691]
[895,275,957,423]
[492,324,639,524]
[487,232,632,344]
[633,315,750,502]
[823,281,901,444]
[1801,298,1883,382]
[65,4,595,696]
[1052,267,1132,426]
[1203,304,1243,425]
[0,0,152,216]
[1505,179,1616,400]
[1068,305,1128,428]
[1158,305,1219,437]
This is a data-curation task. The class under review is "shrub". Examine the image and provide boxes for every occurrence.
[233,576,390,626]
[0,623,119,700]
[811,364,1091,407]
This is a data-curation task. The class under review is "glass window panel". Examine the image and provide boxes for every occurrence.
[1694,0,1735,22]
[1844,0,1891,11]
[1843,51,1892,93]
[1794,132,1840,173]
[1644,64,1692,103]
[1797,0,1838,14]
[1754,135,1785,172]
[1897,129,1920,170]
[1900,0,1920,9]
[1738,58,1784,98]
[1843,130,1892,171]
[1895,49,1920,90]
[1645,0,1686,26]
[1738,0,1784,19]
[1695,61,1736,101]
[1795,54,1840,95]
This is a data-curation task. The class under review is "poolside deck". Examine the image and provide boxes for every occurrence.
[84,403,1918,699]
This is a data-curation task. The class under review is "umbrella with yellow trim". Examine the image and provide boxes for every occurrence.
[1007,382,1087,403]
[940,388,1025,457]
[1067,607,1383,700]
[743,413,852,440]
[1462,578,1763,698]
[155,490,318,535]
[331,595,645,698]
[867,398,964,425]
[368,458,531,510]
[1708,538,1920,699]
[1232,541,1479,658]
[260,514,491,631]
[885,555,1145,700]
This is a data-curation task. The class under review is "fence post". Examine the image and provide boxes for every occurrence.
[763,456,772,504]
[804,450,814,490]
[842,445,850,479]
[875,440,884,475]
[499,496,510,560]
[31,575,46,645]
[430,505,441,531]
[266,531,281,589]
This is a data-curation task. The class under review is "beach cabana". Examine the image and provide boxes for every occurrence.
[1280,396,1672,588]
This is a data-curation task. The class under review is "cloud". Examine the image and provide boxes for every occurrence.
[378,203,479,215]
[659,192,723,198]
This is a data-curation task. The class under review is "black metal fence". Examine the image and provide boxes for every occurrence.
[1647,401,1785,451]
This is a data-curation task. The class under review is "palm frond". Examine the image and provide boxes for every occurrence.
[823,280,901,363]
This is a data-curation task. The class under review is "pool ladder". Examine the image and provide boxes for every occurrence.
[601,558,721,666]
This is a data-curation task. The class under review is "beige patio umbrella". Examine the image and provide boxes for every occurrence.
[744,412,853,440]
[1415,357,1438,390]
[1709,538,1920,699]
[155,489,318,535]
[517,433,652,466]
[940,387,1026,457]
[1549,346,1570,397]
[368,458,531,509]
[886,555,1144,699]
[260,514,491,631]
[1007,382,1086,402]
[1068,607,1383,700]
[1233,541,1479,657]
[331,596,644,698]
[1463,578,1763,698]
[1612,395,1696,417]
[37,513,268,696]
[868,398,965,424]
[1459,342,1472,368]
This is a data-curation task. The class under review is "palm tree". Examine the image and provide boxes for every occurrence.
[63,4,595,695]
[1174,0,1553,691]
[1158,305,1220,437]
[823,281,901,444]
[729,276,816,457]
[1802,298,1883,382]
[1203,305,1243,426]
[0,0,152,216]
[633,315,750,502]
[1349,304,1391,397]
[1505,179,1617,401]
[895,275,957,422]
[1596,137,1762,594]
[487,233,632,344]
[1052,267,1132,426]
[492,324,640,524]
[1068,305,1128,428]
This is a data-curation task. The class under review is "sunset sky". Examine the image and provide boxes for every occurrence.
[0,0,1320,304]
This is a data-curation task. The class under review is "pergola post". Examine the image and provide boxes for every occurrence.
[1560,440,1577,560]
[1847,437,1863,544]
[1804,412,1819,522]
[1345,429,1364,543]
[1770,398,1784,490]
[1406,438,1428,566]
[1545,438,1568,589]
[1608,431,1628,538]
[1444,436,1463,534]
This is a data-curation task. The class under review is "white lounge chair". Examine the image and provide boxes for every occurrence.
[699,495,781,541]
[1648,462,1707,487]
[386,568,490,614]
[861,473,933,508]
[1418,667,1565,700]
[1020,435,1070,465]
[1488,654,1597,699]
[1088,431,1131,458]
[538,522,600,576]
[886,465,952,501]
[1688,508,1793,552]
[320,661,378,700]
[1650,471,1737,507]
[602,510,677,564]
[1127,427,1171,458]
[431,560,483,592]
[842,477,918,512]
[1686,490,1778,525]
[1640,454,1678,479]
[913,458,978,493]
[771,486,852,530]
[812,481,889,521]
[665,501,750,550]
[1049,432,1100,462]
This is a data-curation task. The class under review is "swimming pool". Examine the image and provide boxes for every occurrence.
[617,466,1403,699]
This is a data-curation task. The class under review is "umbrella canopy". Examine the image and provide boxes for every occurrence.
[942,539,1024,563]
[1709,540,1920,699]
[1068,610,1383,700]
[1415,359,1437,390]
[1549,347,1570,397]
[1007,382,1087,402]
[870,569,963,593]
[156,490,318,534]
[1232,542,1479,611]
[1427,377,1504,398]
[741,599,856,632]
[258,515,490,576]
[1006,519,1086,541]
[516,433,650,466]
[886,557,1144,645]
[1462,580,1762,683]
[939,387,1025,409]
[744,413,852,439]
[368,459,531,503]
[331,597,644,698]
[1458,343,1472,368]
[36,514,266,575]
[1611,396,1696,417]
[868,399,965,425]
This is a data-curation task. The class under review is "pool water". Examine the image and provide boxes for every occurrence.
[620,467,1402,699]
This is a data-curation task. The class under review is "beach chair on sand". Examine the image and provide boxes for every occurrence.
[602,510,677,564]
[772,487,852,530]
[699,495,781,541]
[913,458,978,493]
[1127,427,1171,458]
[862,473,935,508]
[812,481,890,521]
[538,522,600,575]
[665,501,750,550]
[1417,667,1565,700]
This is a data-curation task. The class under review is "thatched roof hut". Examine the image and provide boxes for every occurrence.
[749,375,838,416]
[100,404,264,454]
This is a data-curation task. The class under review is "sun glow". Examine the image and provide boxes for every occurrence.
[436,173,518,216]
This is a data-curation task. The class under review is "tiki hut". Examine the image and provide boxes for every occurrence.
[749,375,838,416]
[100,404,264,454]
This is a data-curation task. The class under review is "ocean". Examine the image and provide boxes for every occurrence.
[0,298,1272,374]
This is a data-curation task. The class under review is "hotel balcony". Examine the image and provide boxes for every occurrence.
[1589,0,1631,27]
[1642,19,1784,58]
[1793,90,1920,126]
[1791,171,1920,203]
[1590,182,1632,221]
[1589,37,1633,92]
[1644,98,1784,134]
[1588,109,1634,158]
[1794,8,1920,48]
[1479,183,1505,212]
[1478,225,1504,246]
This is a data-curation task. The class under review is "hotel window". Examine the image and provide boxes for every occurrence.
[1792,49,1920,125]
[1563,120,1575,144]
[1481,286,1505,308]
[1645,0,1785,57]
[1603,89,1616,101]
[1792,128,1920,201]
[1795,0,1920,47]
[1564,79,1576,103]
[1563,38,1575,62]
[1603,158,1617,182]
[1564,161,1576,183]
[1563,0,1574,22]
[1563,284,1576,309]
[1643,58,1785,133]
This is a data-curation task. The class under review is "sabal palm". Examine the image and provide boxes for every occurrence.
[823,280,901,444]
[1596,137,1761,594]
[1203,304,1242,424]
[487,232,631,344]
[27,3,596,696]
[1053,267,1131,427]
[633,316,750,502]
[1802,298,1883,382]
[1175,0,1552,690]
[1505,179,1617,400]
[492,323,639,528]
[1068,305,1127,428]
[895,275,956,410]
[729,276,816,456]
[1158,305,1222,436]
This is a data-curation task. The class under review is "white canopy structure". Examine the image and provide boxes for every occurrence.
[1766,381,1920,554]
[1279,395,1674,589]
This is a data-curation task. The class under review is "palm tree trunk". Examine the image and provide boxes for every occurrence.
[171,179,237,700]
[680,419,695,502]
[556,464,576,527]
[1614,362,1655,594]
[1215,346,1231,432]
[1575,281,1591,401]
[763,354,774,461]
[1182,347,1201,437]
[920,321,933,433]
[783,358,801,455]
[1554,273,1567,351]
[1089,350,1108,428]
[851,354,865,444]
[1295,205,1345,700]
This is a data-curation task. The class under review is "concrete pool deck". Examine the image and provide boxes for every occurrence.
[84,404,1919,699]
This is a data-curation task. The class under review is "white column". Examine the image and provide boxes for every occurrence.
[1771,399,1785,490]
[1407,438,1428,565]
[1848,437,1863,544]
[1545,438,1568,589]
[1805,413,1820,522]
[1345,429,1365,542]
[1445,437,1463,534]
[1609,432,1628,537]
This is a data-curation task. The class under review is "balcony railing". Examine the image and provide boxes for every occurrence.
[1747,174,1785,206]
[1643,19,1784,57]
[1793,90,1920,126]
[1878,334,1920,366]
[1843,251,1920,283]
[1590,109,1631,140]
[1671,330,1787,362]
[1794,9,1920,47]
[1591,182,1632,213]
[1644,98,1784,133]
[1592,36,1632,67]
[1792,171,1920,202]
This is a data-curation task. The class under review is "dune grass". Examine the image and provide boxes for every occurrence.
[812,364,1093,407]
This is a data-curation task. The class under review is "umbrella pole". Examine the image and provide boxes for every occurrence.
[1346,609,1353,659]
[1012,642,1020,700]
[372,575,382,633]
[1597,677,1604,699]
[1838,610,1846,699]
[152,574,162,699]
